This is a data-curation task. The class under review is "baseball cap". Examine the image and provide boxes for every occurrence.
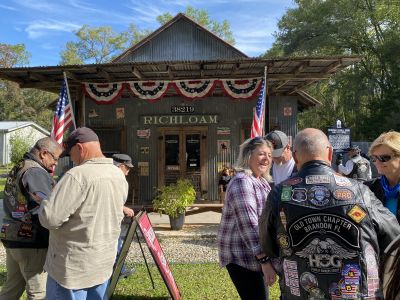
[347,145,361,152]
[112,153,134,168]
[61,127,99,157]
[265,130,289,158]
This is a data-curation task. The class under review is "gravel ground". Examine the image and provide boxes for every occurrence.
[0,236,219,266]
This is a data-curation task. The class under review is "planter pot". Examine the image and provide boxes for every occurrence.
[169,213,185,230]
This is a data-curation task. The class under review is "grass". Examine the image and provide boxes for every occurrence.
[0,263,281,299]
[0,166,8,199]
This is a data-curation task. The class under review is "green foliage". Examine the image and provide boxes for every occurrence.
[0,43,30,68]
[263,0,400,140]
[60,25,130,64]
[152,179,196,218]
[157,6,235,44]
[9,130,35,165]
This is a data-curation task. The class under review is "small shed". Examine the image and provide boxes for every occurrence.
[0,121,50,165]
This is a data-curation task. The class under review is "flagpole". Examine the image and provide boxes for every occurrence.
[262,65,268,136]
[63,72,77,130]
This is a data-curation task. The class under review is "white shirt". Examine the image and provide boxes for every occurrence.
[272,157,296,185]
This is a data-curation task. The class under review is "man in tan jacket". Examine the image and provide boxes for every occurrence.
[39,127,128,299]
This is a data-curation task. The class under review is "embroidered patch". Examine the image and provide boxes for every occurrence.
[333,188,354,201]
[300,272,318,292]
[305,175,330,184]
[347,205,366,223]
[309,287,325,299]
[280,209,288,230]
[281,186,292,202]
[278,234,290,250]
[283,259,300,296]
[333,174,353,187]
[342,264,361,285]
[283,177,303,186]
[17,223,33,238]
[292,188,307,202]
[308,186,331,206]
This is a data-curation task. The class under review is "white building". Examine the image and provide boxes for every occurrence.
[0,121,50,165]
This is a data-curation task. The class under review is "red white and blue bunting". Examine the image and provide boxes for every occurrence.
[127,81,169,102]
[83,83,125,104]
[173,80,216,99]
[82,78,262,104]
[220,78,262,99]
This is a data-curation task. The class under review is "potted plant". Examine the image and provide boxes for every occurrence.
[152,179,196,230]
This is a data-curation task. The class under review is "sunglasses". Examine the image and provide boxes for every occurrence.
[370,154,395,163]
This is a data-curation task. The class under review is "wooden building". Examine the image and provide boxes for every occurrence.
[0,14,360,207]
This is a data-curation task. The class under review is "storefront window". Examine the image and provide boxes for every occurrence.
[186,134,200,172]
[165,134,179,168]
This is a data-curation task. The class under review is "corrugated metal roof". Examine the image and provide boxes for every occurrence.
[0,56,361,102]
[0,121,50,134]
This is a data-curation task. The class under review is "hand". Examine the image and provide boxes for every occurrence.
[261,262,277,287]
[123,206,134,218]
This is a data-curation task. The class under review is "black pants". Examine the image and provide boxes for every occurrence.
[226,263,268,300]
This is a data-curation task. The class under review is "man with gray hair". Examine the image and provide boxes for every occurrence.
[0,137,62,299]
[39,127,128,299]
[260,128,400,299]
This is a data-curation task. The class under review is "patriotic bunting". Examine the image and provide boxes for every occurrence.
[127,81,169,102]
[82,78,263,104]
[221,78,262,99]
[83,83,125,104]
[173,80,216,99]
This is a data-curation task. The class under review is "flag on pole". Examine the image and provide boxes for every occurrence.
[51,78,75,144]
[250,79,265,138]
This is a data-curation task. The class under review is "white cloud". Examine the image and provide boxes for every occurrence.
[0,4,17,10]
[25,20,81,39]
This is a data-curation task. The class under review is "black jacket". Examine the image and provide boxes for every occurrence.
[364,177,400,224]
[260,160,400,299]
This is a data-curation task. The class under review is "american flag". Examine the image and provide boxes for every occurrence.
[250,79,265,138]
[51,79,75,144]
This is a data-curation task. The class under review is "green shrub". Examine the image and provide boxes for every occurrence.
[9,131,35,165]
[152,179,196,218]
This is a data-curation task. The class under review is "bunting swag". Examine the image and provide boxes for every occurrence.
[173,80,216,99]
[220,78,262,99]
[82,78,263,104]
[83,83,125,104]
[127,81,169,102]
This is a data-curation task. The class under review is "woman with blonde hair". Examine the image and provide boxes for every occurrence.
[217,137,276,300]
[365,131,400,222]
[365,131,400,299]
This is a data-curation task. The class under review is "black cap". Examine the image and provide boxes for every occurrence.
[112,153,134,168]
[347,145,361,152]
[264,130,289,158]
[61,127,99,157]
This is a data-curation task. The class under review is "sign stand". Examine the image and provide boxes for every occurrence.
[107,210,181,300]
[135,229,155,289]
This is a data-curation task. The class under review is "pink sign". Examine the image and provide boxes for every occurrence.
[137,212,181,300]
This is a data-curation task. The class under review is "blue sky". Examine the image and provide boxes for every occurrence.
[1,0,295,66]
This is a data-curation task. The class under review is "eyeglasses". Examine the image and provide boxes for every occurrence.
[370,154,395,163]
[46,151,59,162]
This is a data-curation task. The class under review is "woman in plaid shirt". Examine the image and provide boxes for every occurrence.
[217,137,276,299]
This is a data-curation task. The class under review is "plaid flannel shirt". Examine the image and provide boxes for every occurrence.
[217,171,271,272]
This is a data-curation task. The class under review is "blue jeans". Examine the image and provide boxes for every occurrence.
[46,275,108,300]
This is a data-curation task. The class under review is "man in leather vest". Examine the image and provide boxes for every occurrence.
[0,137,62,300]
[338,145,372,181]
[260,128,400,300]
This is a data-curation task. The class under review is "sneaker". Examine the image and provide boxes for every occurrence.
[119,267,136,280]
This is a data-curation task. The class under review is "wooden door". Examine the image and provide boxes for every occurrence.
[158,127,208,200]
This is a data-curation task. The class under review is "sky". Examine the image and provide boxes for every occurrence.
[0,0,296,67]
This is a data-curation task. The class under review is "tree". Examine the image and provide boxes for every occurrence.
[157,6,235,44]
[264,0,400,140]
[60,25,130,64]
[0,43,54,129]
[60,7,235,65]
